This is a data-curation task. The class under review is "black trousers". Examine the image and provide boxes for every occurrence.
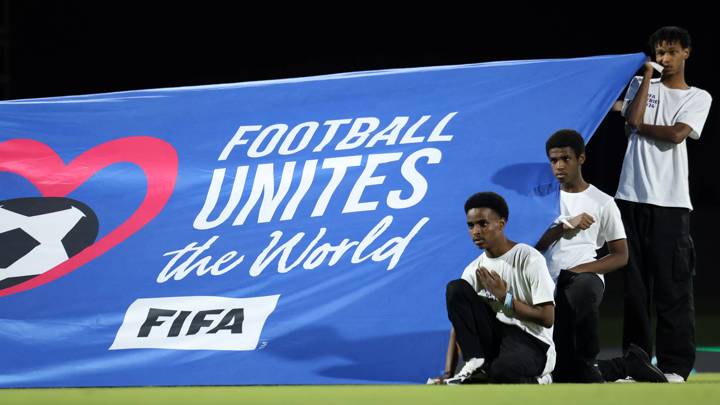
[601,200,695,380]
[446,279,548,383]
[552,270,604,382]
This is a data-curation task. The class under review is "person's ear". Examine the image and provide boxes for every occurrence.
[578,152,586,165]
[684,47,691,60]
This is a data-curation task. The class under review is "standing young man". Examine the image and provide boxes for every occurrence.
[536,129,663,383]
[608,26,712,383]
[439,192,556,384]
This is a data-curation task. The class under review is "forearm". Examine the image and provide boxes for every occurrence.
[636,122,691,144]
[570,253,627,275]
[505,297,554,328]
[535,224,563,252]
[444,329,459,376]
[571,239,628,275]
[626,72,653,128]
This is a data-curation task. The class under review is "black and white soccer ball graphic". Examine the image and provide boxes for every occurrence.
[0,197,99,290]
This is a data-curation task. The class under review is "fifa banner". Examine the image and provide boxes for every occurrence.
[0,54,643,387]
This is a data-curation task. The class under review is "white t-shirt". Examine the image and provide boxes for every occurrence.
[460,243,556,375]
[544,184,626,284]
[616,76,712,210]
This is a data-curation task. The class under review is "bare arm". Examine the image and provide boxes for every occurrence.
[636,122,693,144]
[625,62,692,144]
[625,63,654,129]
[535,224,564,252]
[568,238,629,275]
[535,213,596,252]
[510,300,554,328]
[443,329,459,380]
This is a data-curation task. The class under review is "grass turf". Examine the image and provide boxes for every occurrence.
[1,373,719,405]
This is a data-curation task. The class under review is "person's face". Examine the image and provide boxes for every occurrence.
[547,146,584,185]
[655,41,690,76]
[466,207,505,251]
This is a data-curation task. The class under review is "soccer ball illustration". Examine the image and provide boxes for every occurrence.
[0,197,98,290]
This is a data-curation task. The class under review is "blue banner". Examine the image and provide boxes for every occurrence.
[0,54,644,387]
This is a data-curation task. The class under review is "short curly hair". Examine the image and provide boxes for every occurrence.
[649,26,691,53]
[545,129,585,158]
[464,192,509,220]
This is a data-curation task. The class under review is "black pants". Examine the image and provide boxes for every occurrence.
[552,270,604,382]
[600,200,695,380]
[446,279,548,383]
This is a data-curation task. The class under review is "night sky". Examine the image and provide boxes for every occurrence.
[2,2,718,314]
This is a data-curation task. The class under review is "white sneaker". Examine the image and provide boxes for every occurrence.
[664,373,685,383]
[445,358,485,384]
[614,377,637,383]
[537,374,553,384]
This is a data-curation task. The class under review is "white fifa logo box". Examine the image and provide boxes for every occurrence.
[110,295,280,351]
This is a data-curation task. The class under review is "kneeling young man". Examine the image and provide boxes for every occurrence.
[537,129,663,383]
[536,129,629,382]
[442,192,556,384]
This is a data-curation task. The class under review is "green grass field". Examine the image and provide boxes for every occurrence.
[1,373,719,405]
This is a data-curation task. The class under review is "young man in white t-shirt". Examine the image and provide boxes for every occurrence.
[438,192,556,384]
[536,129,664,383]
[608,26,712,383]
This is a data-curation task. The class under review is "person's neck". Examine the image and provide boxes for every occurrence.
[560,177,589,193]
[485,237,516,258]
[661,71,689,89]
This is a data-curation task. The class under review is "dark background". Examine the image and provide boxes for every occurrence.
[1,2,717,343]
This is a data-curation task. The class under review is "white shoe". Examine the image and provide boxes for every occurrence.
[445,358,485,384]
[614,377,637,383]
[537,374,553,384]
[664,373,685,383]
[426,377,441,385]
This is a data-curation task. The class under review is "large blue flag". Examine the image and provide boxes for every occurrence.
[0,54,643,387]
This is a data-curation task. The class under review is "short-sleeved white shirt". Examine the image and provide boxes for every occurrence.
[616,77,712,210]
[544,185,626,284]
[460,243,556,375]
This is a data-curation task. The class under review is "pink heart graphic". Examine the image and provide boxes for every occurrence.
[0,137,178,296]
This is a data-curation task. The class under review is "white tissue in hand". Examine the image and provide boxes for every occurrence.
[649,61,664,73]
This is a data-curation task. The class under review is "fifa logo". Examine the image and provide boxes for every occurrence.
[138,307,245,338]
[111,295,280,351]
